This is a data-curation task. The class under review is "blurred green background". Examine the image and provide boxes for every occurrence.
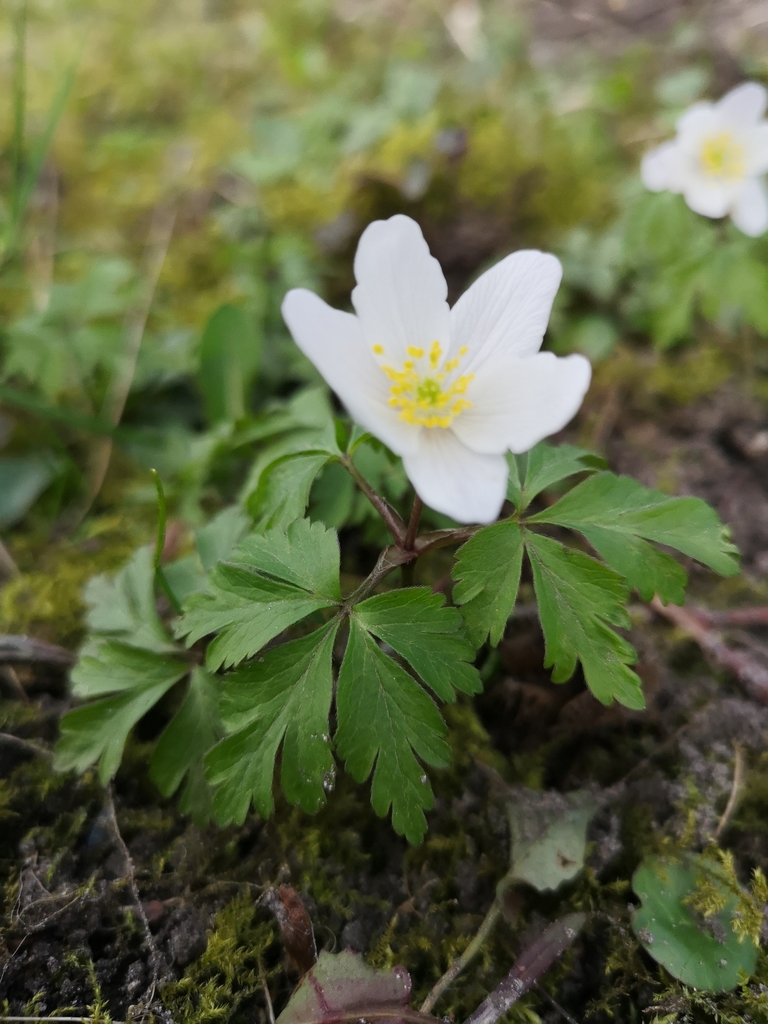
[2,0,768,579]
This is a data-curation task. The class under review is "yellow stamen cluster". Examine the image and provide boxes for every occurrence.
[699,131,746,180]
[375,341,474,428]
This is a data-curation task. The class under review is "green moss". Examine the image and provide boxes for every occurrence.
[0,515,148,646]
[161,896,279,1024]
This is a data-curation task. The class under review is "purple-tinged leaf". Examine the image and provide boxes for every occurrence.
[276,950,432,1024]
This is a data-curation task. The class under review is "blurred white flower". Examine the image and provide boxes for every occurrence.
[641,81,768,237]
[282,216,590,525]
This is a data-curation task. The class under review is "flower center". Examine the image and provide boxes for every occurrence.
[373,341,474,428]
[699,131,746,180]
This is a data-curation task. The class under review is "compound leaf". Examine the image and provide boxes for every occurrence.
[530,472,739,601]
[55,641,188,783]
[251,451,334,530]
[353,588,481,702]
[175,518,341,671]
[150,667,223,825]
[507,442,605,513]
[525,532,644,710]
[83,545,173,653]
[336,619,450,844]
[205,622,339,824]
[452,521,524,647]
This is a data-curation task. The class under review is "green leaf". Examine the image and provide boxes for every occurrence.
[206,622,339,824]
[164,506,252,603]
[353,588,481,702]
[150,667,223,825]
[632,856,758,992]
[525,532,644,710]
[55,641,188,783]
[198,304,260,424]
[251,451,333,530]
[83,545,173,653]
[508,787,598,892]
[0,454,58,528]
[530,472,740,599]
[196,506,252,572]
[336,619,451,844]
[452,522,524,647]
[507,442,605,513]
[175,518,341,671]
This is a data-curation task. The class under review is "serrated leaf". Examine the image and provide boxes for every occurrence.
[83,545,173,653]
[252,451,333,530]
[175,518,341,671]
[55,641,188,783]
[276,950,412,1024]
[525,532,644,710]
[507,442,605,513]
[205,622,339,824]
[353,588,481,702]
[530,472,740,597]
[196,506,252,572]
[70,639,187,699]
[508,787,598,892]
[452,522,524,647]
[165,506,252,603]
[576,528,687,604]
[336,619,450,844]
[632,856,758,992]
[150,667,222,826]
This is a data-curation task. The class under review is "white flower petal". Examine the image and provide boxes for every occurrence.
[716,82,768,126]
[731,178,768,237]
[351,215,451,365]
[281,288,419,455]
[451,352,591,456]
[683,177,738,218]
[745,124,768,175]
[403,430,508,524]
[450,251,562,373]
[641,141,684,192]
[676,101,717,137]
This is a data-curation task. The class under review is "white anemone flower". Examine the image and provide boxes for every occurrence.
[281,215,591,525]
[641,81,768,237]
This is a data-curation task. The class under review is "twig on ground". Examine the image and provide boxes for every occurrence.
[694,605,768,629]
[462,914,586,1024]
[0,538,21,579]
[0,634,75,666]
[1,665,29,702]
[0,1018,125,1023]
[104,787,168,992]
[0,732,51,759]
[259,960,276,1024]
[650,596,768,704]
[715,742,745,841]
[532,981,582,1024]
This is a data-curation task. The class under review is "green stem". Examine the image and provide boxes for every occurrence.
[339,453,405,543]
[151,468,182,615]
[404,495,423,551]
[11,1,27,222]
[419,799,522,1013]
